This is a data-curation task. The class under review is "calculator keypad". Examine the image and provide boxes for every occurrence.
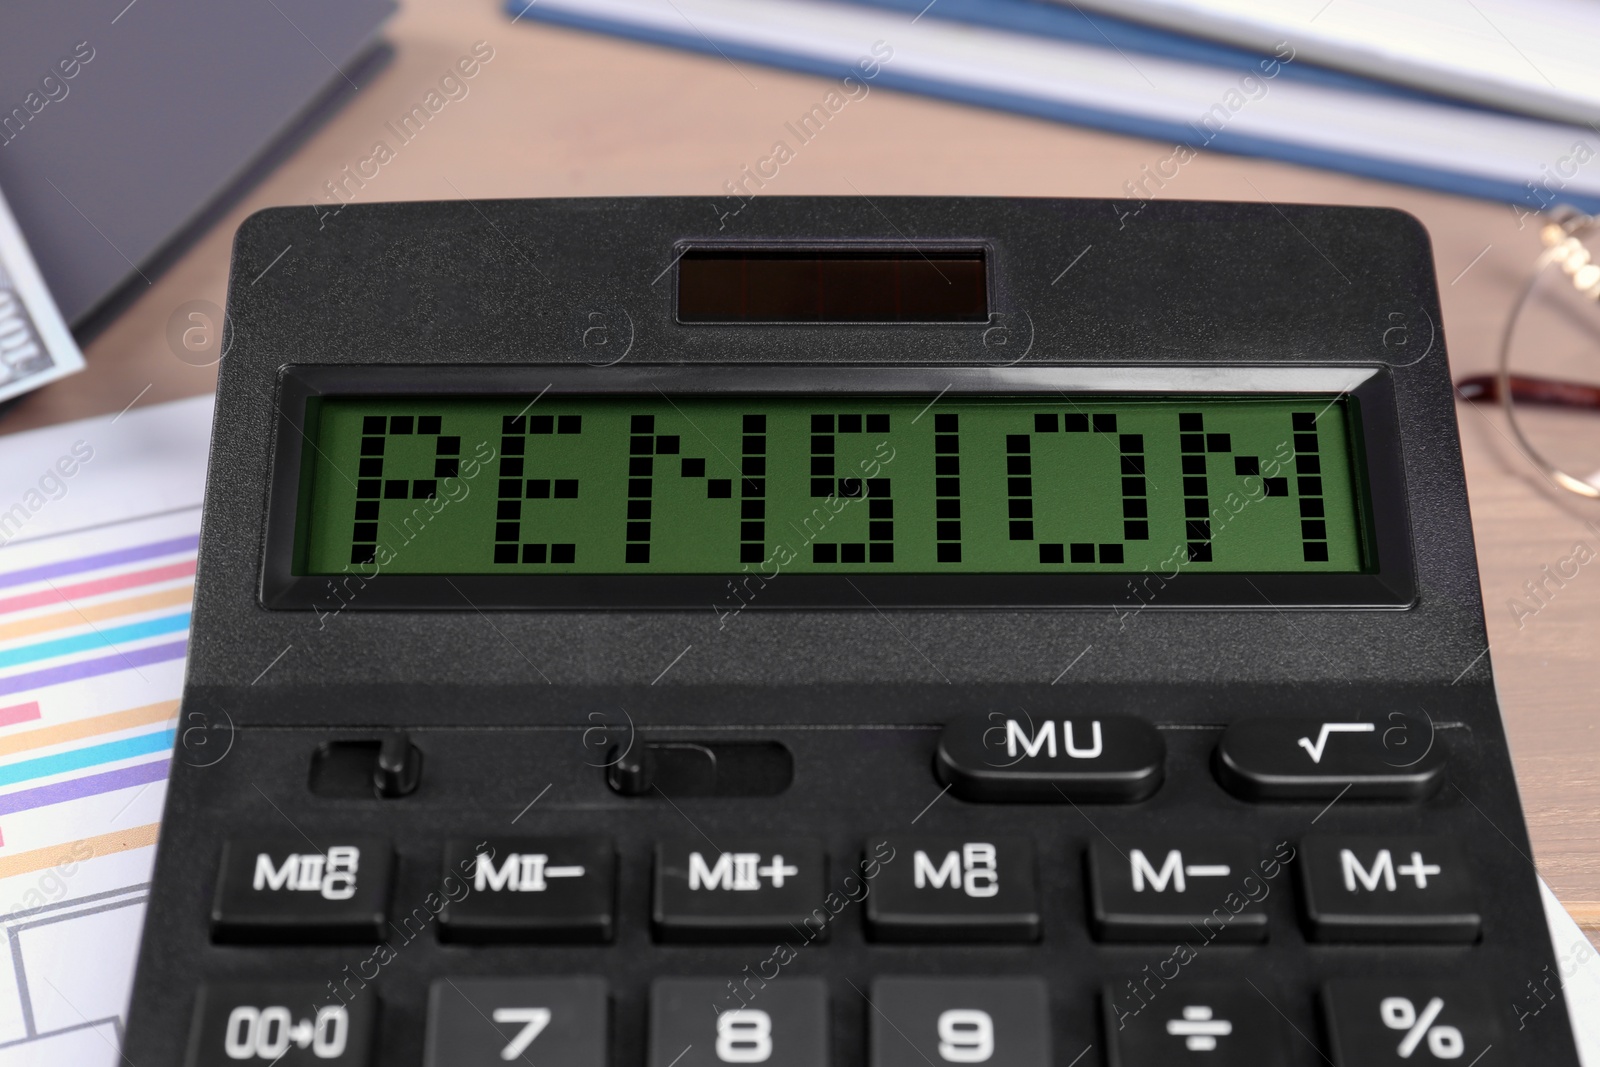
[424,977,608,1067]
[1087,838,1269,942]
[160,709,1565,1066]
[1214,715,1447,801]
[868,977,1050,1067]
[1299,836,1480,942]
[653,838,827,941]
[437,836,616,942]
[936,711,1164,802]
[210,836,392,943]
[185,982,375,1067]
[649,978,829,1067]
[865,837,1040,942]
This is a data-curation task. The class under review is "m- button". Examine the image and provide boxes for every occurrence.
[1087,838,1269,942]
[1300,836,1479,942]
[210,836,392,943]
[936,711,1164,802]
[653,839,826,942]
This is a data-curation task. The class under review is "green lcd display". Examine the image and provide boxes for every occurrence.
[294,395,1368,576]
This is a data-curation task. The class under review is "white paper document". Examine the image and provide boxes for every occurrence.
[0,395,209,1065]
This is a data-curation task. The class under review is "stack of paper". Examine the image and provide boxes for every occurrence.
[1070,0,1600,126]
[507,0,1600,216]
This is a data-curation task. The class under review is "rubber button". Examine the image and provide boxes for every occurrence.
[936,710,1163,802]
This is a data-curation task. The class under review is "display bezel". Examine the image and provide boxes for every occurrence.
[260,364,1414,610]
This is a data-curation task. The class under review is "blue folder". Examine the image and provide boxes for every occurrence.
[506,0,1600,216]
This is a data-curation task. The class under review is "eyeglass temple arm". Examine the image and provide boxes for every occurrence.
[1455,373,1600,410]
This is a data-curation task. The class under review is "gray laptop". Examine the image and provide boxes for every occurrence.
[0,0,394,332]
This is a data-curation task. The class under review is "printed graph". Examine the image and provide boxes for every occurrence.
[0,509,197,1066]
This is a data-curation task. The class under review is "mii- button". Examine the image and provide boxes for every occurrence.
[935,711,1164,802]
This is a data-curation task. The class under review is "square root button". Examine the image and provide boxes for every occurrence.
[424,977,608,1067]
[869,977,1050,1067]
[1214,716,1445,801]
[210,836,392,943]
[438,837,615,943]
[653,839,826,942]
[649,978,828,1067]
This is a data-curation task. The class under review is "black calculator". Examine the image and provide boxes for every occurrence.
[125,197,1581,1066]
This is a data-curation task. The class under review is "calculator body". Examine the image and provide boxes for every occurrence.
[124,198,1581,1066]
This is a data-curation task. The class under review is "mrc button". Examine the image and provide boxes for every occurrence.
[210,836,392,943]
[936,711,1163,802]
[185,982,375,1067]
[438,837,615,943]
[1300,836,1480,943]
[1088,838,1269,942]
[866,836,1040,942]
[1214,715,1446,801]
[654,839,826,942]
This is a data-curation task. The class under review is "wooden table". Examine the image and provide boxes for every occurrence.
[5,0,1596,936]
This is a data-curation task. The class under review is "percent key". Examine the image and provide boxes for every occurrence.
[1323,981,1500,1065]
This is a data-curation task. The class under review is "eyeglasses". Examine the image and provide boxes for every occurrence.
[1456,208,1600,499]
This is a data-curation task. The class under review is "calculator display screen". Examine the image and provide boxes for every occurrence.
[294,395,1369,576]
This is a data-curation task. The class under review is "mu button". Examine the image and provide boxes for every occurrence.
[438,837,616,943]
[1300,836,1479,943]
[1214,715,1447,801]
[1088,838,1272,942]
[210,835,392,943]
[936,711,1164,802]
[866,836,1040,942]
[653,839,826,942]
